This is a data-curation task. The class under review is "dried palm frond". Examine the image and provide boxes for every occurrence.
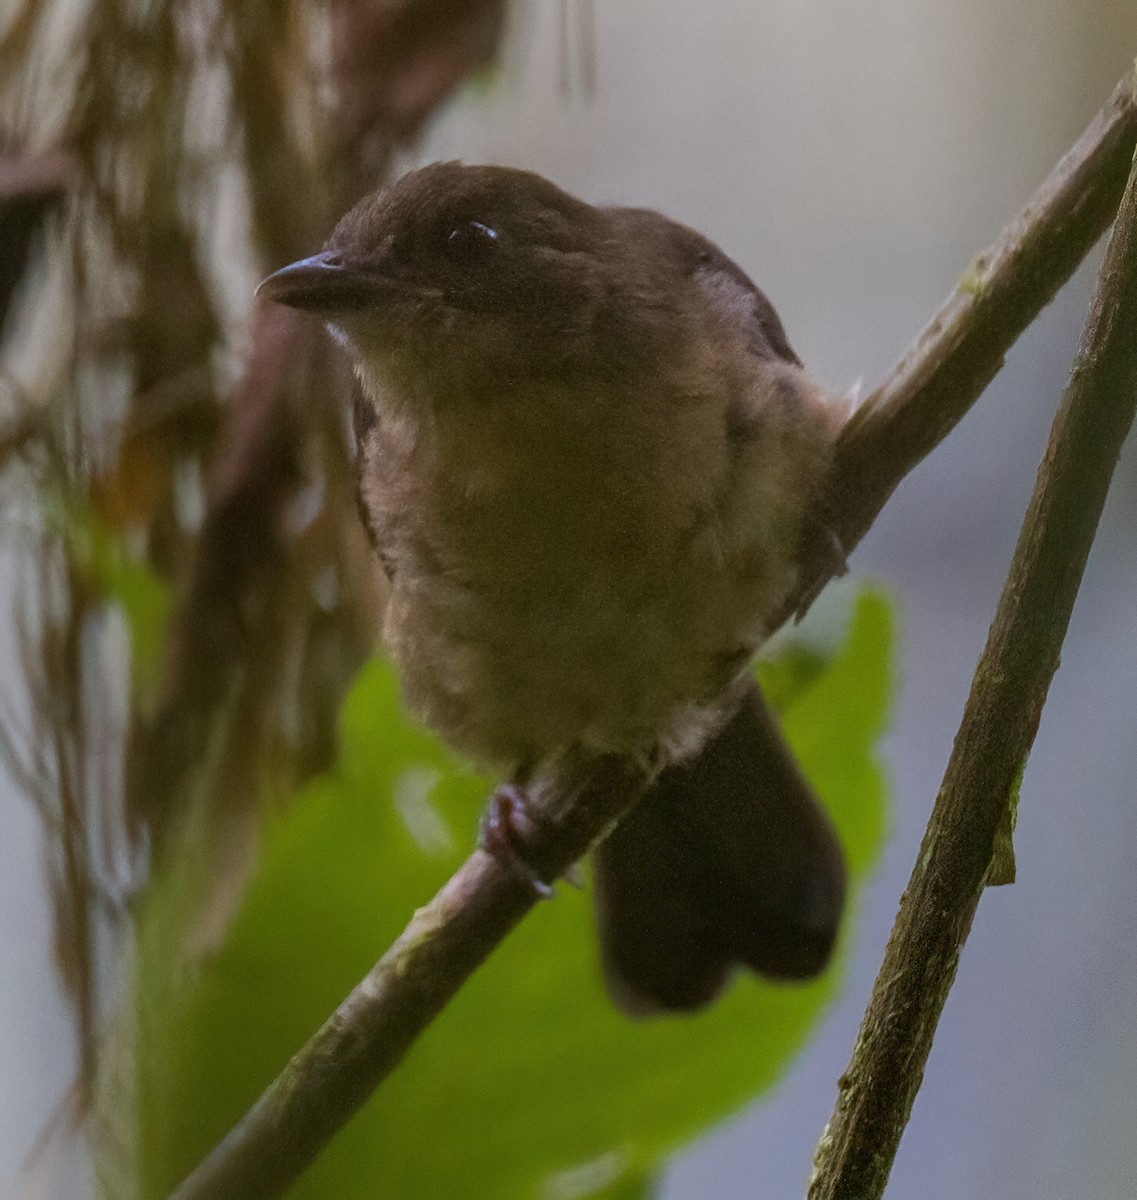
[0,1,510,1188]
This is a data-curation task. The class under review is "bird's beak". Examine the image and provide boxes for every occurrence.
[256,251,387,313]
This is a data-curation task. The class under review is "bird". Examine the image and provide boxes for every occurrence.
[258,161,849,1014]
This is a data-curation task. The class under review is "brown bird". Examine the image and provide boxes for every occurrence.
[259,162,848,1014]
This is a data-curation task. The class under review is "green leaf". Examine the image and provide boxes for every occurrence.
[133,586,893,1200]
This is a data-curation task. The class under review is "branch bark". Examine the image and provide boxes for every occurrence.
[168,70,1137,1200]
[808,139,1137,1200]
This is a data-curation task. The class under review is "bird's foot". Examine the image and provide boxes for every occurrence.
[480,784,555,899]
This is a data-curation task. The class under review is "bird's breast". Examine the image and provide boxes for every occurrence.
[359,375,823,770]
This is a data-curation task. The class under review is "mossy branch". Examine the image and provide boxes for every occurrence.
[808,125,1137,1200]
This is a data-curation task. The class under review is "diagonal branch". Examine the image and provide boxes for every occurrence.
[168,69,1137,1200]
[170,756,646,1200]
[808,133,1137,1200]
[777,68,1137,625]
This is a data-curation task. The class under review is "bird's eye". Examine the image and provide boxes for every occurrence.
[445,220,499,262]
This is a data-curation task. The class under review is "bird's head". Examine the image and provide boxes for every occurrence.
[257,162,658,404]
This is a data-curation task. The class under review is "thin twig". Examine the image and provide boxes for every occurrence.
[808,142,1137,1200]
[776,68,1137,625]
[168,71,1137,1200]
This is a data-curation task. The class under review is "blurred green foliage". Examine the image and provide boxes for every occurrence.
[132,587,892,1200]
[52,495,172,705]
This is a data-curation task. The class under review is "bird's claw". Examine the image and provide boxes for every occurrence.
[480,784,555,899]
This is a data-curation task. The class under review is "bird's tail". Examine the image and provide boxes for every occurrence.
[592,680,846,1014]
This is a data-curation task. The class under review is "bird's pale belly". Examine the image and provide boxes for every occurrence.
[381,520,790,773]
[366,383,817,773]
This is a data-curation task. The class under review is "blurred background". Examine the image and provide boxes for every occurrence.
[2,2,1137,1197]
